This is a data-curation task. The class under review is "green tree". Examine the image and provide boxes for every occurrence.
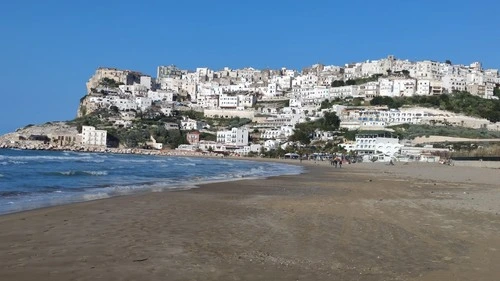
[494,86,500,98]
[345,79,356,86]
[331,80,345,87]
[318,111,340,131]
[320,99,333,110]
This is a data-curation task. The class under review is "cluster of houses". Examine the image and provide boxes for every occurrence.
[72,56,500,161]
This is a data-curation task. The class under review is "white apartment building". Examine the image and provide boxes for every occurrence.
[266,83,280,97]
[359,81,379,98]
[139,76,152,90]
[135,97,153,111]
[354,131,401,156]
[219,94,239,109]
[416,80,431,95]
[378,109,431,125]
[442,75,467,92]
[467,83,493,98]
[329,85,358,99]
[379,79,393,96]
[147,90,174,102]
[237,94,256,108]
[392,79,416,97]
[81,126,107,147]
[88,95,117,108]
[271,76,293,90]
[260,125,294,140]
[430,80,444,95]
[197,95,219,108]
[415,61,441,80]
[217,127,249,146]
[343,63,363,79]
[112,98,137,111]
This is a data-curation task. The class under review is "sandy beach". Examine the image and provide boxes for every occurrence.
[1,160,500,281]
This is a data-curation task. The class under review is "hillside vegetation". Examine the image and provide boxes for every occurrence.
[389,124,500,140]
[370,91,500,122]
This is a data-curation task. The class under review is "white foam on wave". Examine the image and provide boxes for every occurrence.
[9,160,27,165]
[83,192,111,201]
[174,162,196,167]
[5,155,94,162]
[84,170,108,176]
[114,158,168,164]
[57,170,108,176]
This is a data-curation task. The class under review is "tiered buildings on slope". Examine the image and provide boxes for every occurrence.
[74,56,500,158]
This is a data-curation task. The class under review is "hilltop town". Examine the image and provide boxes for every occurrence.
[2,55,500,162]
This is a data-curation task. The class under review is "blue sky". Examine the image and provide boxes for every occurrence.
[0,0,499,134]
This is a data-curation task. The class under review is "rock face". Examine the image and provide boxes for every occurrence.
[0,122,79,149]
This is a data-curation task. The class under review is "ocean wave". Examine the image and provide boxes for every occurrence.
[0,160,27,165]
[82,192,111,201]
[3,155,95,162]
[0,190,30,197]
[51,170,108,176]
[9,160,27,165]
[173,162,196,166]
[75,159,105,163]
[114,158,168,164]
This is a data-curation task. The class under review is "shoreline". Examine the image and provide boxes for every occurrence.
[0,150,306,216]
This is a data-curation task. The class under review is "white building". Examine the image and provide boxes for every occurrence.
[135,97,153,111]
[81,126,107,147]
[354,130,401,157]
[379,108,431,125]
[379,79,393,97]
[392,79,416,97]
[415,61,441,80]
[237,94,256,108]
[234,144,263,156]
[442,75,467,92]
[416,80,431,96]
[217,127,249,146]
[147,90,174,102]
[112,98,137,111]
[140,76,152,90]
[181,117,207,131]
[359,81,379,98]
[219,94,239,109]
[329,85,358,99]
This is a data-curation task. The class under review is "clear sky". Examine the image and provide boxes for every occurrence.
[0,0,499,134]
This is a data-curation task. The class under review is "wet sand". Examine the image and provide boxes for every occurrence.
[1,160,500,280]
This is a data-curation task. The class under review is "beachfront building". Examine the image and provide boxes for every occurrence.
[354,130,401,157]
[216,127,249,146]
[186,131,200,144]
[81,126,107,147]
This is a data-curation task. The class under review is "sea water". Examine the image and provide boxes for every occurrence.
[0,149,303,215]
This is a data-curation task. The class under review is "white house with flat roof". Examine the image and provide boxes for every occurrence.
[81,126,107,147]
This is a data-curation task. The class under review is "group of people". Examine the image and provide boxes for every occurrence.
[330,157,343,168]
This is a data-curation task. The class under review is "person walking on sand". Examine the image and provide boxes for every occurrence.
[338,157,342,168]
